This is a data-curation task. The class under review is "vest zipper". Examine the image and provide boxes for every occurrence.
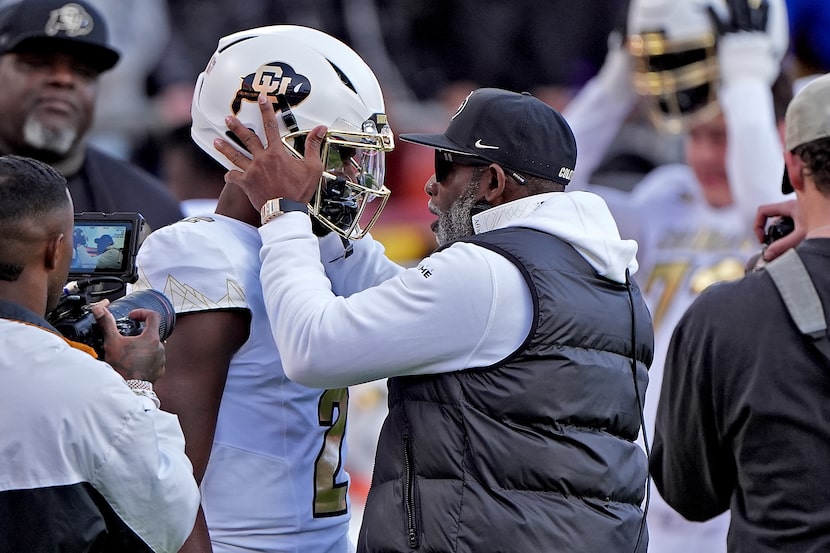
[403,436,419,548]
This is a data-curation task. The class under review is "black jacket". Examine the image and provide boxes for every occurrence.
[652,239,830,553]
[358,227,653,553]
[66,146,183,232]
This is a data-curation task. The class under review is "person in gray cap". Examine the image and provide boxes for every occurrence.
[215,86,654,552]
[651,72,830,552]
[0,0,182,232]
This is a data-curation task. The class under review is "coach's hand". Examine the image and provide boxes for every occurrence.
[215,92,326,213]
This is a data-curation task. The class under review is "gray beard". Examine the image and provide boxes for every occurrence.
[433,179,480,246]
[23,115,76,156]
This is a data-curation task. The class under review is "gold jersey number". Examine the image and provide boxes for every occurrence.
[314,387,349,517]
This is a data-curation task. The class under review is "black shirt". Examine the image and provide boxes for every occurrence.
[67,147,182,232]
[651,239,830,552]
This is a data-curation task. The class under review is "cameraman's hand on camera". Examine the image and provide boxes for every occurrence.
[91,301,166,383]
[753,199,805,261]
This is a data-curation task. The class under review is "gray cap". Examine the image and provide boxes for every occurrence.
[782,73,830,193]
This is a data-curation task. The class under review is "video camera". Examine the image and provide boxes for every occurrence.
[764,216,795,246]
[47,212,176,359]
[746,216,797,274]
[68,211,144,285]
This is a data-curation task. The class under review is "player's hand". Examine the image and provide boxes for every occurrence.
[590,0,636,102]
[591,20,635,101]
[708,0,769,34]
[708,0,781,86]
[92,301,166,382]
[752,199,805,261]
[214,92,326,212]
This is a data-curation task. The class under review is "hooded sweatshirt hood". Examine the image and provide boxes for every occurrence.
[471,191,639,283]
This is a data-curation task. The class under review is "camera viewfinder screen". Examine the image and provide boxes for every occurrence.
[71,222,131,274]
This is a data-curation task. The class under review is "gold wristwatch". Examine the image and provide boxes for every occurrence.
[260,198,309,225]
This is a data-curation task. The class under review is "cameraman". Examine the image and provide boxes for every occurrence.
[651,72,830,551]
[0,155,199,552]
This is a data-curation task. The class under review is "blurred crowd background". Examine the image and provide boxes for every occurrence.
[79,0,634,262]
[31,0,820,266]
[5,0,818,266]
[9,0,827,538]
[59,0,824,266]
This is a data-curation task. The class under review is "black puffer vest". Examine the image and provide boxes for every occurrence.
[357,227,653,553]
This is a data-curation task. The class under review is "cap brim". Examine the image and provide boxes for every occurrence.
[399,132,472,156]
[782,167,794,194]
[10,36,120,72]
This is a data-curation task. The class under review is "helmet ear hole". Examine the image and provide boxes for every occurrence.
[224,129,253,154]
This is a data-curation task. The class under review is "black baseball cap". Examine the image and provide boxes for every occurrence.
[400,88,577,186]
[0,0,120,72]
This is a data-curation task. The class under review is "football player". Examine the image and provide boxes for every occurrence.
[564,0,791,551]
[129,26,394,553]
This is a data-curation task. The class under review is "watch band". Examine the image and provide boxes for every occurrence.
[260,198,309,225]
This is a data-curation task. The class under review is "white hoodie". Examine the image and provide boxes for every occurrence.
[258,191,639,388]
[475,191,639,283]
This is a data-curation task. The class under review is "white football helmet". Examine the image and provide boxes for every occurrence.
[626,0,789,133]
[191,25,394,239]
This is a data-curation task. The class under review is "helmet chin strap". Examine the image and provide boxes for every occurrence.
[275,94,300,134]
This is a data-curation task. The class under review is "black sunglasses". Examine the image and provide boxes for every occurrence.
[433,150,527,184]
[434,151,489,182]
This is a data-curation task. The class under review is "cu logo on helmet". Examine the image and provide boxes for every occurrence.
[231,62,311,114]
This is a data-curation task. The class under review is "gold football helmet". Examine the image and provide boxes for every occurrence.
[626,0,789,133]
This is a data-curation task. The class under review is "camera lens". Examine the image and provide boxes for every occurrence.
[764,216,795,245]
[107,289,176,340]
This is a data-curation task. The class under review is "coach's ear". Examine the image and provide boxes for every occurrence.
[485,164,523,206]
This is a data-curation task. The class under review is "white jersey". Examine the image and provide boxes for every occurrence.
[565,47,788,550]
[131,214,352,553]
[599,165,761,550]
